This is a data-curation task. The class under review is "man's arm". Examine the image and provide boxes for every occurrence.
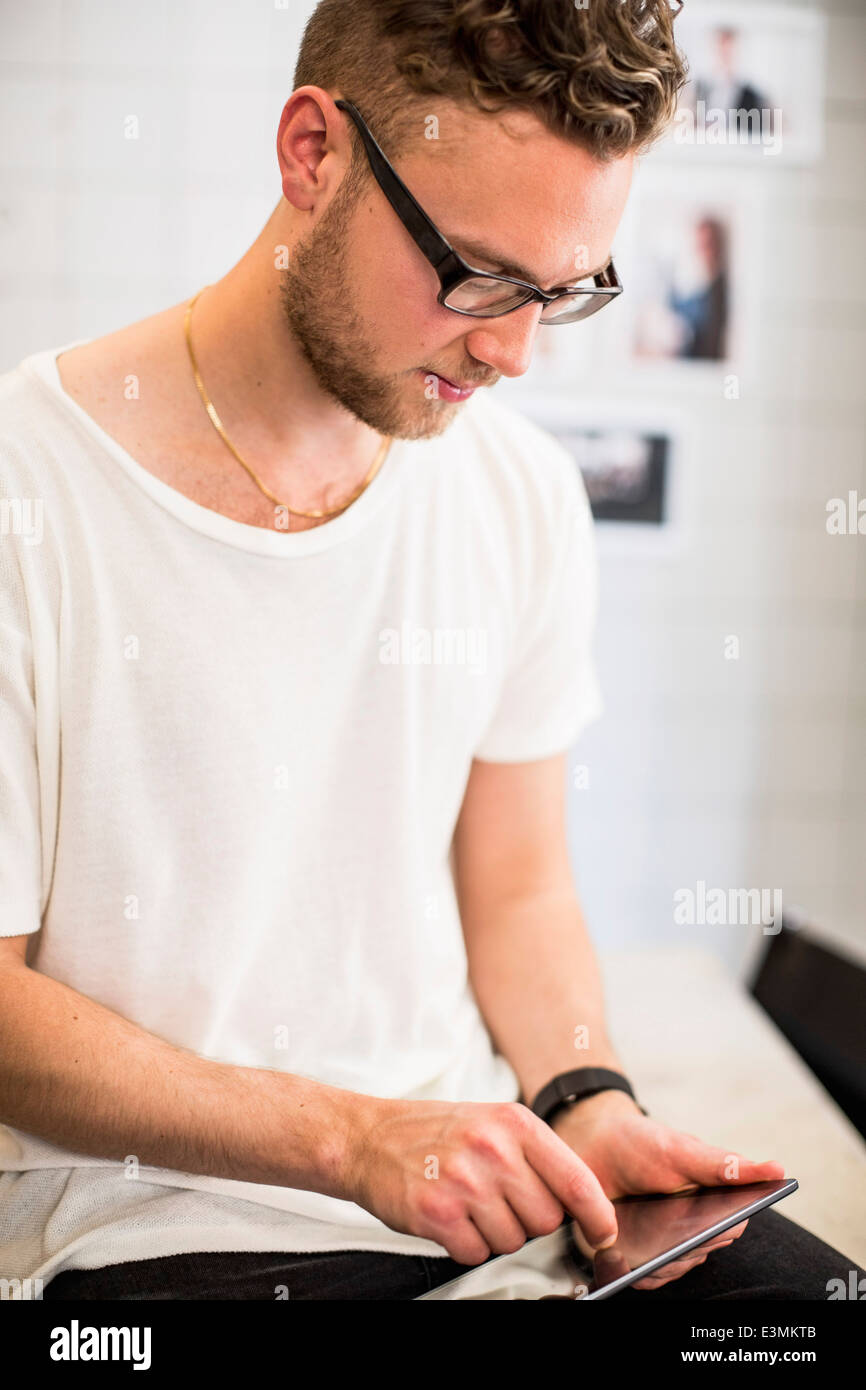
[453,751,634,1109]
[0,933,356,1194]
[0,931,619,1264]
[454,753,785,1288]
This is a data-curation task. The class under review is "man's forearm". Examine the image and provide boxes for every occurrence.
[0,960,364,1196]
[462,889,629,1106]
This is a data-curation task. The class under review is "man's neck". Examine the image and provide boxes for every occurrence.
[55,228,389,533]
[181,237,387,513]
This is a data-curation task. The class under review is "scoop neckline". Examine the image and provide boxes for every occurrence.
[21,338,408,557]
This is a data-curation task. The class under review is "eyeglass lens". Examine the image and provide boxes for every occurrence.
[443,276,612,323]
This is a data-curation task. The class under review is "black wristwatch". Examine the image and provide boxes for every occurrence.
[529,1067,649,1127]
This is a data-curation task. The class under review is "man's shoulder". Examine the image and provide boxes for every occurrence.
[0,350,65,489]
[0,350,49,420]
[0,326,134,486]
[0,305,179,461]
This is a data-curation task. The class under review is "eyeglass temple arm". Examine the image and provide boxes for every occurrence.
[335,99,621,298]
[335,99,458,273]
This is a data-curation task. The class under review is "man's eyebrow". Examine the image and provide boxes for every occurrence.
[450,236,610,290]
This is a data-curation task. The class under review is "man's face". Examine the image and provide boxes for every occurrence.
[279,102,634,442]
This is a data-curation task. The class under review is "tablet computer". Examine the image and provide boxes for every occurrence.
[416,1177,798,1300]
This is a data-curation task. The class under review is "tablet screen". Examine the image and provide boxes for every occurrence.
[416,1178,798,1300]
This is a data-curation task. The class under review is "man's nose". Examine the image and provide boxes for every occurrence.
[463,301,544,379]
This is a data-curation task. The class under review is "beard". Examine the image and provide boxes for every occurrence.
[277,174,482,442]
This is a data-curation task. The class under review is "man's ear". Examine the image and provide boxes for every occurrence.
[277,87,348,213]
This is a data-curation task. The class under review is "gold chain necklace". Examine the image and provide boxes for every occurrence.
[183,287,392,520]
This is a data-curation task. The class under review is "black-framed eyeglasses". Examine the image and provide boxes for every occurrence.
[335,98,622,326]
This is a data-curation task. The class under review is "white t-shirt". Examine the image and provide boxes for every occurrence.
[0,341,603,1288]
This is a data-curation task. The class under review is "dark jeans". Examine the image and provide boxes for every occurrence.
[42,1208,864,1301]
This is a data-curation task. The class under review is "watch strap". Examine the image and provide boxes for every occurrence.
[529,1067,648,1126]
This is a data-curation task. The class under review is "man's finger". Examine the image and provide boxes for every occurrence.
[668,1135,786,1188]
[522,1113,618,1250]
[634,1255,709,1288]
[692,1222,747,1254]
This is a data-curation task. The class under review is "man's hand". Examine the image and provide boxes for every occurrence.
[551,1089,786,1290]
[341,1096,620,1266]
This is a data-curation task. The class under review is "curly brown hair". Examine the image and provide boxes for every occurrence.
[294,0,688,178]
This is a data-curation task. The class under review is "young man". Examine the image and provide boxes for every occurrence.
[0,0,859,1301]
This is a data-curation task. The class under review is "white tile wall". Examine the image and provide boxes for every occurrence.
[1,0,863,986]
[511,0,866,979]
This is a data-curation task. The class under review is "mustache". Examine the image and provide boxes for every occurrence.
[425,368,499,389]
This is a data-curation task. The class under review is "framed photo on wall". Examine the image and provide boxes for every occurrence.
[519,395,690,555]
[662,3,827,165]
[608,163,764,391]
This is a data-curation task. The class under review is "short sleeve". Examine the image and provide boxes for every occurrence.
[473,461,604,763]
[0,504,44,937]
